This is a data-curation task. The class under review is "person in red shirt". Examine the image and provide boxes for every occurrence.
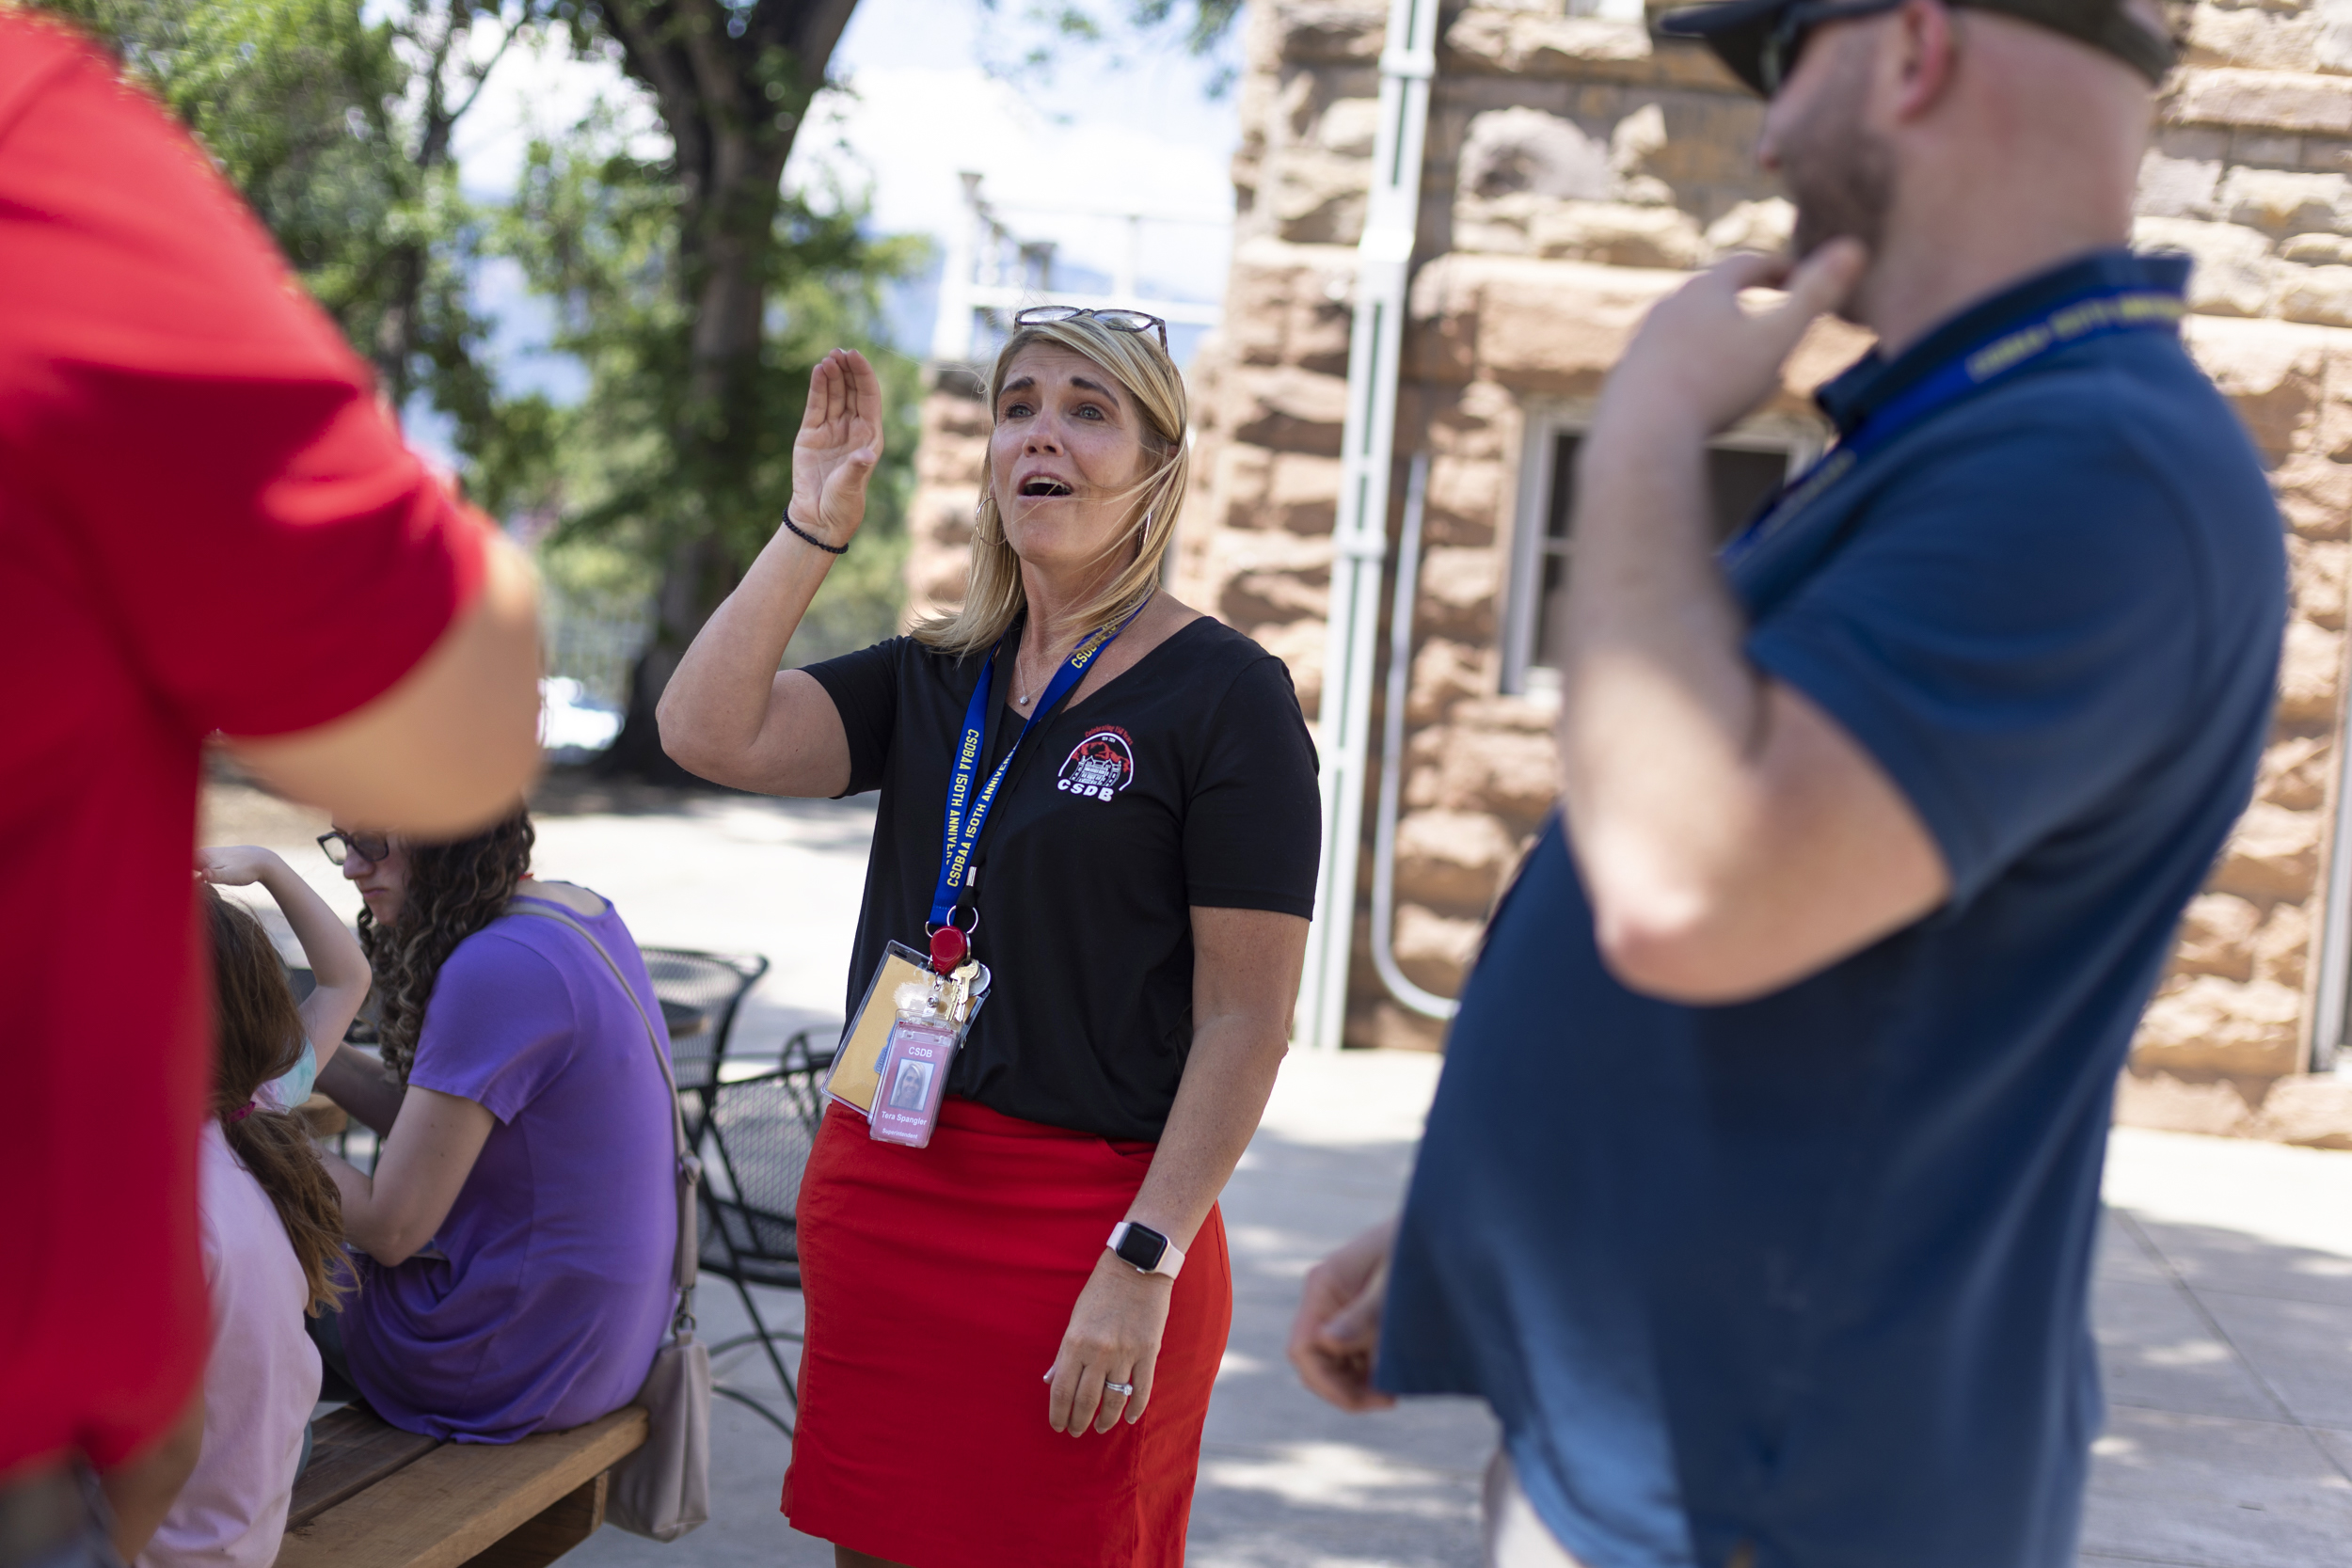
[0,12,543,1561]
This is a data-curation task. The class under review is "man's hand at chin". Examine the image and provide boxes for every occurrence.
[1289,1217,1401,1412]
[1591,239,1868,451]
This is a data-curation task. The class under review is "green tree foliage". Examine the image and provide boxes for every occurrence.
[502,106,924,666]
[40,0,561,515]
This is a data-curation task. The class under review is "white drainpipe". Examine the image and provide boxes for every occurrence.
[1295,0,1440,1052]
[1370,452,1459,1021]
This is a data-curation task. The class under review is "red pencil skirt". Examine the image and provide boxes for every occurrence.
[782,1095,1232,1568]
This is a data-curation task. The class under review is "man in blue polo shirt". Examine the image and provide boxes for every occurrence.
[1287,1,2286,1566]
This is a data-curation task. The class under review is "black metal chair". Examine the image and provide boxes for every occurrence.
[695,1044,834,1436]
[639,947,769,1113]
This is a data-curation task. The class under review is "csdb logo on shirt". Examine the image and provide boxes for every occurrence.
[1057,726,1136,802]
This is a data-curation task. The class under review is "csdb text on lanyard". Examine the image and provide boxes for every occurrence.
[925,597,1151,974]
[1720,284,2186,568]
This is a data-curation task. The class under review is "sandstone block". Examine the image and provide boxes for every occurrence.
[1267,452,1344,533]
[2277,617,2344,724]
[1443,11,1652,78]
[1287,290,1355,374]
[916,432,988,489]
[2168,70,2352,137]
[2132,215,2274,318]
[2218,167,2351,237]
[1253,617,1328,719]
[1395,808,1519,910]
[1529,199,1708,269]
[2211,800,2324,902]
[2135,150,2221,221]
[1409,254,1681,395]
[1426,722,1559,823]
[2185,4,2328,74]
[1215,442,1274,531]
[2279,264,2352,329]
[2290,536,2348,631]
[1638,93,1771,195]
[2173,892,2262,981]
[920,383,989,437]
[1406,637,1495,722]
[1704,198,1793,258]
[2259,733,2333,813]
[1274,149,1371,245]
[1318,96,1382,157]
[2254,899,2312,991]
[1458,106,1614,202]
[2180,313,2328,457]
[1220,568,1330,630]
[2240,1073,2352,1149]
[1392,902,1486,994]
[1230,365,1351,455]
[906,545,974,615]
[1279,0,1387,64]
[1224,259,1302,365]
[2132,974,2306,1076]
[1426,453,1507,540]
[1418,546,1502,636]
[2276,451,2352,540]
[2284,233,2352,267]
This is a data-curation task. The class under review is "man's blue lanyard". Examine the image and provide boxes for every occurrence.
[929,598,1150,930]
[1720,284,2185,567]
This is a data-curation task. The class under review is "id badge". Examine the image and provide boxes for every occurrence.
[825,940,990,1117]
[868,1006,961,1148]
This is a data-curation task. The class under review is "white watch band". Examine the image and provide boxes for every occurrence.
[1108,1221,1184,1279]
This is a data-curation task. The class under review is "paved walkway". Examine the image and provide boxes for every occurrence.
[203,777,2352,1566]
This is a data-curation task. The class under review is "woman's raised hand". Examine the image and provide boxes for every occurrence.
[789,348,884,547]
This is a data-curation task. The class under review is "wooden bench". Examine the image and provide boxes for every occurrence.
[277,1404,648,1568]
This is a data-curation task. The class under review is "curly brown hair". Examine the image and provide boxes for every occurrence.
[203,888,351,1315]
[359,809,535,1080]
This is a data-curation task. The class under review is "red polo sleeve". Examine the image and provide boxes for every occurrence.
[0,17,488,739]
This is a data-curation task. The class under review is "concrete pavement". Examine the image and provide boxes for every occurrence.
[201,774,2352,1566]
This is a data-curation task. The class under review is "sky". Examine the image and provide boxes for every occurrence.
[419,0,1245,448]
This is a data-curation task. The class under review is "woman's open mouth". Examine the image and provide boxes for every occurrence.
[1019,477,1073,498]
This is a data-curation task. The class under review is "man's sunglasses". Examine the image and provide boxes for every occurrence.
[319,830,391,867]
[1012,305,1169,352]
[1758,0,1908,93]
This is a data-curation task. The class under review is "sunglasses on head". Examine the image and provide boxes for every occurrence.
[319,830,391,867]
[1012,305,1169,352]
[1758,0,1910,93]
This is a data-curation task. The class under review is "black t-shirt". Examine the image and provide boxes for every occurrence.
[806,616,1321,1140]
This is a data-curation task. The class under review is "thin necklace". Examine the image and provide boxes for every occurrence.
[1015,629,1073,706]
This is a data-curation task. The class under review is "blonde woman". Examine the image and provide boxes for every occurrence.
[660,310,1319,1567]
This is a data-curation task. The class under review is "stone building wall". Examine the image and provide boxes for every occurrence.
[912,0,2352,1141]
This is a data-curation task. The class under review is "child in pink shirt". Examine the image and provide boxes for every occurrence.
[139,849,372,1568]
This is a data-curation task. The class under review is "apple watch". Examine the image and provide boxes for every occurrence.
[1107,1221,1184,1280]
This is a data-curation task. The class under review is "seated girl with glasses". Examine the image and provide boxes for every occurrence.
[139,848,372,1568]
[305,812,679,1445]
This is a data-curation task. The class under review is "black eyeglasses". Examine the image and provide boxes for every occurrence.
[319,830,391,867]
[1012,306,1168,352]
[1758,0,1908,94]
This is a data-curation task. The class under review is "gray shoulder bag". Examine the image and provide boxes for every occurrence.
[508,901,710,1542]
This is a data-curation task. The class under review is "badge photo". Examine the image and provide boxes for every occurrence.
[1057,726,1136,802]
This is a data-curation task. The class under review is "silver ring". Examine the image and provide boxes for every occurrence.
[1104,1380,1136,1397]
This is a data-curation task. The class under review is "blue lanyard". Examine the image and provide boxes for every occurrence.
[930,599,1149,928]
[1721,284,2185,567]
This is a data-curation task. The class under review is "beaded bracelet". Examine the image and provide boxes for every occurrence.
[781,510,849,555]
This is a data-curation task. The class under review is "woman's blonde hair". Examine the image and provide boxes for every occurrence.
[914,315,1190,657]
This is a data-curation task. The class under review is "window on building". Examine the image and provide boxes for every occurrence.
[1502,414,1823,697]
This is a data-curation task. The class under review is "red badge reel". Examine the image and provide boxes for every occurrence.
[929,924,968,974]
